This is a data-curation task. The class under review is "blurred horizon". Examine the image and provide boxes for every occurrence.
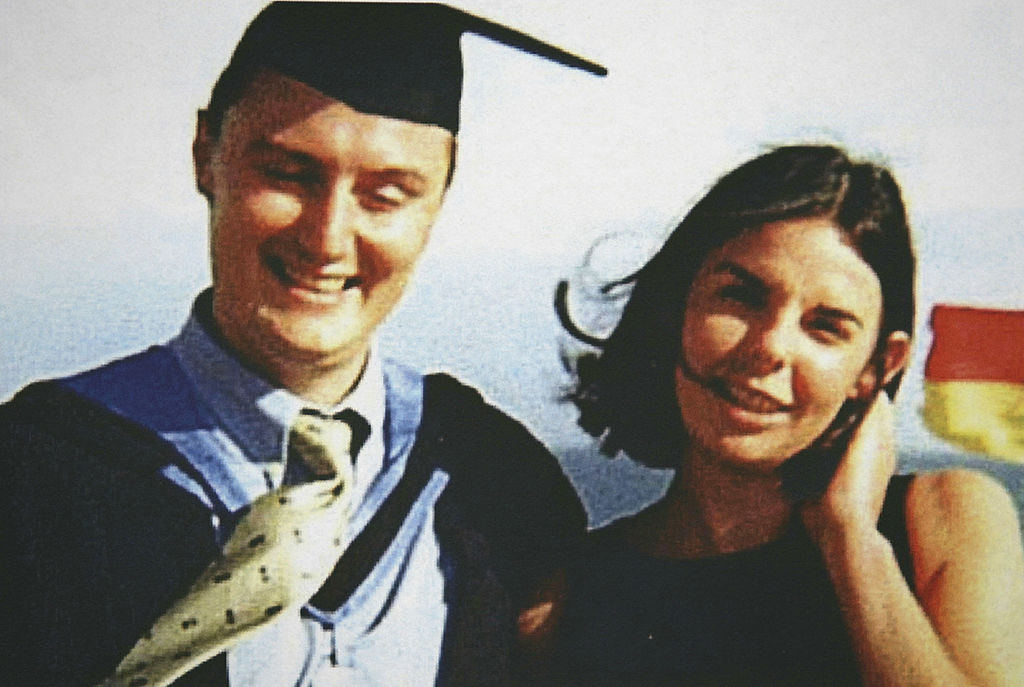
[4,205,1023,524]
[3,1,1023,523]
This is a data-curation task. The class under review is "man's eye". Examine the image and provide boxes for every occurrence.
[359,184,408,211]
[263,165,317,185]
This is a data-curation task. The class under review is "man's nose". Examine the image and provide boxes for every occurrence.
[300,184,358,260]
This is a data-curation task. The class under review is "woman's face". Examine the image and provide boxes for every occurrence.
[675,217,885,471]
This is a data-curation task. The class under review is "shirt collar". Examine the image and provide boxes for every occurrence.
[168,294,386,474]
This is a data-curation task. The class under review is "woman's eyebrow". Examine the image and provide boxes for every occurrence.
[713,261,765,287]
[713,261,864,329]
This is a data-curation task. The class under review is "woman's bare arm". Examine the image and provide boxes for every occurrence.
[804,398,1024,686]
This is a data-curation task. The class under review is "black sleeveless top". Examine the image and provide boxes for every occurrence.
[550,476,915,687]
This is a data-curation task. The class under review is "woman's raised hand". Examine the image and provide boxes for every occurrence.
[800,393,896,547]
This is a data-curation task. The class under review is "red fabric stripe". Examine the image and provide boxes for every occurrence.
[924,304,1024,383]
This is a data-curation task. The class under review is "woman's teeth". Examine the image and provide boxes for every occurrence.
[718,381,788,413]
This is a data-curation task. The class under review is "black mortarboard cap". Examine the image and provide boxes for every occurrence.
[211,2,606,134]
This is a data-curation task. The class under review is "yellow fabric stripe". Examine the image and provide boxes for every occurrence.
[923,381,1024,463]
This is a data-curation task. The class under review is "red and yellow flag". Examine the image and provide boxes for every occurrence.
[923,304,1024,463]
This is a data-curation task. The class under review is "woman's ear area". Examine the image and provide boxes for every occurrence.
[850,330,912,399]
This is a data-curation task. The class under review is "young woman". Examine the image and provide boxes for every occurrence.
[520,145,1024,686]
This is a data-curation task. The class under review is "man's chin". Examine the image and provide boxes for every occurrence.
[274,331,366,366]
[250,311,369,366]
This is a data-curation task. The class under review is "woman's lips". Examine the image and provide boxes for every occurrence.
[709,377,791,414]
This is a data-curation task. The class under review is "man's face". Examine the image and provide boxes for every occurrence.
[194,71,452,384]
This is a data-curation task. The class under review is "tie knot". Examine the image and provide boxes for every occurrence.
[288,409,365,479]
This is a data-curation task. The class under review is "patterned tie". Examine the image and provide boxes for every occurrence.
[100,410,362,687]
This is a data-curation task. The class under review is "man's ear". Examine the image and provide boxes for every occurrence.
[193,110,215,201]
[850,330,911,399]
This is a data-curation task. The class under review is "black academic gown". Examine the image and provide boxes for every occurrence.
[0,374,585,687]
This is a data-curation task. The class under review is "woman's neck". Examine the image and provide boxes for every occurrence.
[628,446,795,559]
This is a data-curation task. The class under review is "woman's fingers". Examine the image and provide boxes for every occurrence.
[833,396,895,504]
[803,394,898,539]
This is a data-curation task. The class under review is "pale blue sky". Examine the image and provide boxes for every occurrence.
[3,1,1022,519]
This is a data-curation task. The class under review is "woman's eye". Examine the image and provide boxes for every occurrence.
[717,283,764,307]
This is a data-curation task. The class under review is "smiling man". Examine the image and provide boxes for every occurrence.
[0,3,603,686]
[197,71,453,403]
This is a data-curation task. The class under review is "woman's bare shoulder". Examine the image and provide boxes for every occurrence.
[905,468,1024,595]
[907,468,1019,533]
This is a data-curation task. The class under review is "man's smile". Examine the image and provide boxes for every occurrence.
[265,254,363,300]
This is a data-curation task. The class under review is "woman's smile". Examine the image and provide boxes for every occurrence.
[708,377,792,414]
[675,216,883,466]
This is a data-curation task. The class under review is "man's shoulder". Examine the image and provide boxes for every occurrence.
[0,346,194,473]
[0,379,182,475]
[60,345,183,405]
[418,369,539,447]
[0,375,218,687]
[413,368,586,521]
[57,344,212,434]
[412,370,588,607]
[380,359,523,440]
[3,345,183,417]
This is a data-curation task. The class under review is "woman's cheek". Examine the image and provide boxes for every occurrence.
[683,312,745,372]
[798,349,860,416]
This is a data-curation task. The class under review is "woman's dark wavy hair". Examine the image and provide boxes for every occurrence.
[565,144,916,468]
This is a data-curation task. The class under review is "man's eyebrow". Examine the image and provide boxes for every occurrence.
[246,139,320,165]
[245,139,429,191]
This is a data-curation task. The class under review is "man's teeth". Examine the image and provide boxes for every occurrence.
[282,263,352,293]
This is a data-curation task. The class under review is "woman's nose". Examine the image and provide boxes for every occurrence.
[741,314,796,375]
